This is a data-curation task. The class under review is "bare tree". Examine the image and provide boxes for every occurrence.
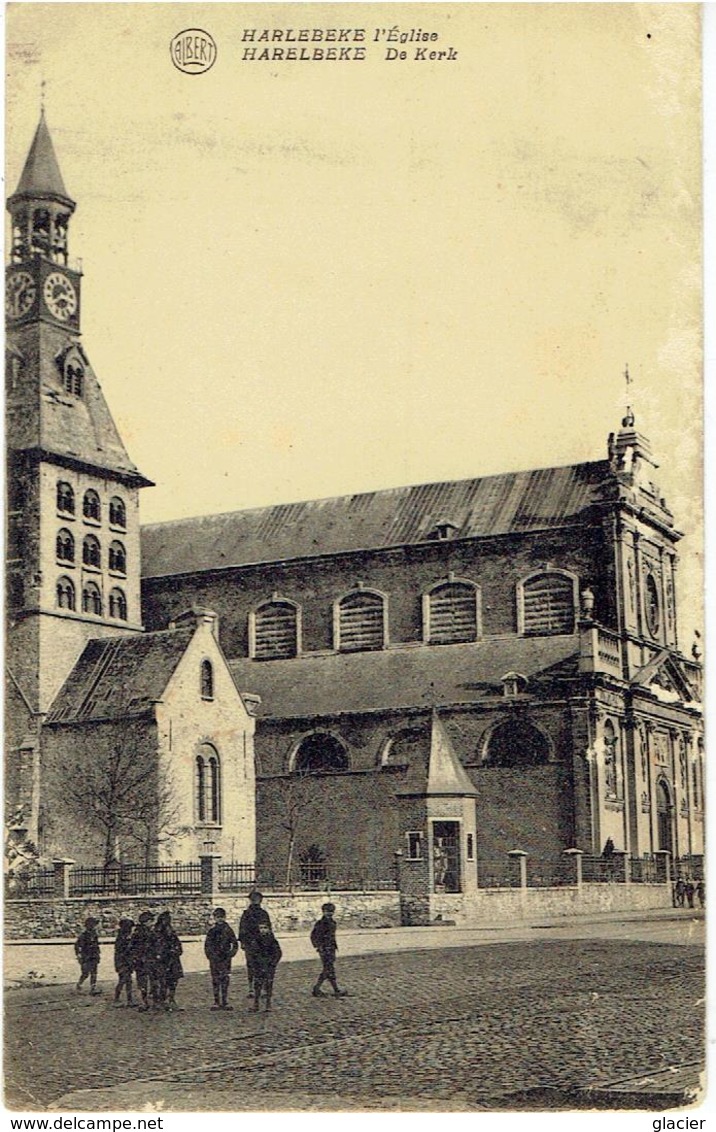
[59,723,185,867]
[272,771,319,889]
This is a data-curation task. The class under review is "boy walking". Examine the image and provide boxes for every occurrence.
[131,911,156,1011]
[113,918,135,1006]
[75,917,101,995]
[310,903,347,998]
[205,907,239,1011]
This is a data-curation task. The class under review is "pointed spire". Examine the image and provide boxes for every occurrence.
[425,711,477,796]
[11,111,74,206]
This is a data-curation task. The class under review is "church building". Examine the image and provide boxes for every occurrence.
[5,114,703,898]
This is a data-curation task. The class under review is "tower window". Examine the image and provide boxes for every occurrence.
[645,573,661,637]
[109,497,126,529]
[82,534,101,568]
[82,581,102,616]
[57,482,75,516]
[83,490,101,522]
[201,659,214,701]
[56,528,75,564]
[109,587,127,621]
[252,600,299,659]
[108,540,126,575]
[31,209,50,256]
[520,572,575,636]
[64,363,84,397]
[196,744,221,824]
[336,590,386,652]
[56,576,76,611]
[425,580,479,644]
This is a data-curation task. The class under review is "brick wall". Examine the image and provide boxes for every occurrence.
[143,525,611,657]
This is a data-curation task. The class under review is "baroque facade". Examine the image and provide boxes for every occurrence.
[6,115,703,893]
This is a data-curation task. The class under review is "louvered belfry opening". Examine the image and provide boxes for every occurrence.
[429,582,477,644]
[522,573,575,636]
[254,601,298,659]
[338,591,384,652]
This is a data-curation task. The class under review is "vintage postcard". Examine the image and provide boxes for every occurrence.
[4,2,705,1122]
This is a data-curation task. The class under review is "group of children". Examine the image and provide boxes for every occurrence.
[74,892,346,1013]
[75,908,184,1010]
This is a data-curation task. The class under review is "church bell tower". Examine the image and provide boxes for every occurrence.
[5,112,153,843]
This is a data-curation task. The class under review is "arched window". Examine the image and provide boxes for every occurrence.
[381,728,425,768]
[201,659,214,700]
[83,489,101,522]
[520,572,575,636]
[108,587,127,621]
[425,580,479,644]
[483,719,550,768]
[64,363,83,397]
[109,497,126,529]
[293,733,349,774]
[83,534,101,568]
[57,481,74,515]
[196,744,221,824]
[82,581,102,616]
[108,540,126,575]
[56,528,74,563]
[56,576,75,611]
[336,590,386,652]
[252,600,299,659]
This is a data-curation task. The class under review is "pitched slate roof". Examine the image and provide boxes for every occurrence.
[9,112,74,206]
[45,628,194,724]
[229,635,579,721]
[141,460,615,578]
[8,341,153,485]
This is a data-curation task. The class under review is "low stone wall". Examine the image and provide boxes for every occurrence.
[4,890,402,941]
[428,883,671,925]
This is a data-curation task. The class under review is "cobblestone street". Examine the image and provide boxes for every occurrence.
[5,936,704,1111]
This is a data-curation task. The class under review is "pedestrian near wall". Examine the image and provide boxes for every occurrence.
[205,907,239,1011]
[155,911,184,1011]
[113,918,135,1006]
[238,890,273,999]
[131,911,156,1011]
[250,922,282,1013]
[310,902,347,998]
[75,917,101,995]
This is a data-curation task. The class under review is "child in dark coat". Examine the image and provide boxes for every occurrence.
[205,907,239,1011]
[131,911,156,1011]
[310,903,347,998]
[113,918,135,1006]
[250,922,282,1013]
[75,917,101,995]
[154,910,183,1011]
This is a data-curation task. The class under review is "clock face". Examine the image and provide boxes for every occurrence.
[6,271,37,319]
[43,272,78,322]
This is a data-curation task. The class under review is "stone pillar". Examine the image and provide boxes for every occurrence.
[564,848,583,889]
[200,852,222,896]
[52,858,75,899]
[508,850,528,895]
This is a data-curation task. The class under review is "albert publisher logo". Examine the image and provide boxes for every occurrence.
[171,29,217,74]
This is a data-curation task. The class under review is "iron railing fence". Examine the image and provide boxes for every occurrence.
[69,863,203,896]
[218,862,256,892]
[4,868,56,898]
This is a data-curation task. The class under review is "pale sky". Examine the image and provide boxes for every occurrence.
[6,3,703,632]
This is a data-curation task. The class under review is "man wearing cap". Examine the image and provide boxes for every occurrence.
[75,916,101,995]
[238,890,272,999]
[310,903,347,998]
[131,911,156,1011]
